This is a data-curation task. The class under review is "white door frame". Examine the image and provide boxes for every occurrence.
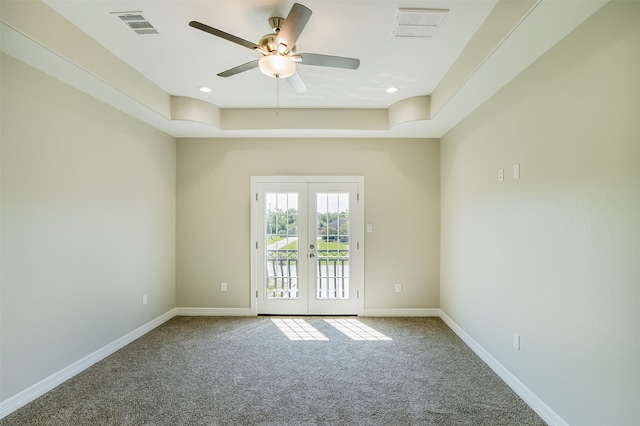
[250,176,365,316]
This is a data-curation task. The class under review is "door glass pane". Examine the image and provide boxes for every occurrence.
[265,192,298,299]
[316,193,350,299]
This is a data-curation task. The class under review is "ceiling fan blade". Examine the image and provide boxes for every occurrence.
[217,60,260,77]
[276,3,312,53]
[189,21,259,51]
[298,53,360,70]
[286,71,308,93]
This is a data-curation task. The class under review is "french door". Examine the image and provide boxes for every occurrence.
[251,177,364,315]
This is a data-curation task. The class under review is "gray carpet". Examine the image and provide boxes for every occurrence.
[1,316,546,425]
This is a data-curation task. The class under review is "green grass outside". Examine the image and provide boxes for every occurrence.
[266,235,285,246]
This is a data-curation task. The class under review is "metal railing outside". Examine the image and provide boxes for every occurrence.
[266,250,349,299]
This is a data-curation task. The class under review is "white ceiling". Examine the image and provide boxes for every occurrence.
[43,0,496,109]
[1,0,608,138]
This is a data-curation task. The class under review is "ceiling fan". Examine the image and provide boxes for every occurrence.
[189,2,360,93]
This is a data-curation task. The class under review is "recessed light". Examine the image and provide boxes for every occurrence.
[199,86,212,93]
[386,87,398,94]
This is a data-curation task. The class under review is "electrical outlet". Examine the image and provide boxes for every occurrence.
[142,294,147,306]
[394,283,402,293]
[221,282,228,292]
[513,333,520,351]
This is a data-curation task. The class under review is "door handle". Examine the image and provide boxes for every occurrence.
[309,253,315,258]
[310,244,315,249]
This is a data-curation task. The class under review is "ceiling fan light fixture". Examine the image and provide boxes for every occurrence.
[259,54,296,78]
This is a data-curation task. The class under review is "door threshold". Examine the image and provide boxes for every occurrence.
[258,314,358,317]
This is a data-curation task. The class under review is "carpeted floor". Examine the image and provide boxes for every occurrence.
[1,316,546,425]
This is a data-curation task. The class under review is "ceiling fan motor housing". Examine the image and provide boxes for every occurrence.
[260,17,296,54]
[258,33,278,52]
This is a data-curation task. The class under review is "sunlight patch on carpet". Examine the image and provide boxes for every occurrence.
[325,319,392,341]
[272,319,329,341]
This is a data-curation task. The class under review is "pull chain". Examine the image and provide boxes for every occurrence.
[276,76,280,117]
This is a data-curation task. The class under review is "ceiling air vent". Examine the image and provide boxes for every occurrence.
[112,11,159,35]
[392,8,447,39]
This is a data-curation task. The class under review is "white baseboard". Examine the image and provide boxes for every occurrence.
[175,307,439,317]
[0,308,177,420]
[362,308,441,317]
[175,307,253,316]
[175,307,440,317]
[438,310,568,426]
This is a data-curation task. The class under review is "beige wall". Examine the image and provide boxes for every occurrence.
[176,138,440,311]
[0,54,176,400]
[440,2,640,425]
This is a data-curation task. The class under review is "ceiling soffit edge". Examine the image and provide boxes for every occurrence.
[430,0,540,118]
[171,96,430,131]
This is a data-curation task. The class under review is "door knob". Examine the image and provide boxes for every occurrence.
[309,253,315,258]
[310,244,315,249]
